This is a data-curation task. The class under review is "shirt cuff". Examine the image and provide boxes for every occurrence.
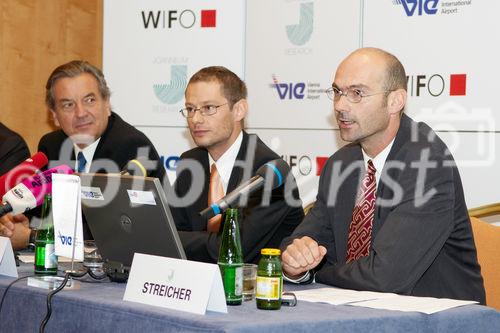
[283,270,312,283]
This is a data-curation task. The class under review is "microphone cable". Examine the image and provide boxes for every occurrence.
[39,267,107,333]
[0,274,35,321]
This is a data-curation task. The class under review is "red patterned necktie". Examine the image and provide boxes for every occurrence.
[207,164,224,232]
[346,159,377,263]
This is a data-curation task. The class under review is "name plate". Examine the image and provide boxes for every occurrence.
[123,253,227,315]
[0,236,18,278]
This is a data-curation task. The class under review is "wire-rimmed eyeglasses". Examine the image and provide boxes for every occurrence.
[179,103,228,118]
[325,87,392,103]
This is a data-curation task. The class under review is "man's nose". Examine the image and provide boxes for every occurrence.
[74,102,87,117]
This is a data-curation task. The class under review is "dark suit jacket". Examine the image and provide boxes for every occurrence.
[38,112,165,180]
[171,131,304,264]
[282,114,485,304]
[37,112,165,238]
[0,123,30,176]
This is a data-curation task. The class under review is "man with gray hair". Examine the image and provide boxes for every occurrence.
[0,60,164,245]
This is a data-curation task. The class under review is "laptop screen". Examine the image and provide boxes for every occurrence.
[79,173,186,270]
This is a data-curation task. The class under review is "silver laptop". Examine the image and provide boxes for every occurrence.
[79,173,186,278]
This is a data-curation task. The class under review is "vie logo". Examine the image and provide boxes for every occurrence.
[141,9,216,29]
[286,2,314,46]
[272,75,305,100]
[58,231,73,246]
[154,65,187,105]
[395,0,439,16]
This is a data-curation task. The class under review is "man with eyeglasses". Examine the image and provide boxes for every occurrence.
[0,60,165,247]
[281,48,485,303]
[170,66,304,264]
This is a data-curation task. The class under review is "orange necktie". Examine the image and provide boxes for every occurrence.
[207,163,224,232]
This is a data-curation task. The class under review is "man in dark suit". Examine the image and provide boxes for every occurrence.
[281,48,485,303]
[171,66,304,264]
[0,60,165,246]
[0,123,31,248]
[39,60,164,179]
[0,123,30,176]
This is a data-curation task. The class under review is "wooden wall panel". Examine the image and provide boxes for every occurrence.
[0,0,103,154]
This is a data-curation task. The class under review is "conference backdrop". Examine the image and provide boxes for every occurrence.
[103,0,499,208]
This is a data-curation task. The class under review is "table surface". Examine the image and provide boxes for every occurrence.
[0,264,499,333]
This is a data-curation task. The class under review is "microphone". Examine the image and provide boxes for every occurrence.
[120,157,148,177]
[0,165,74,217]
[199,159,289,219]
[0,152,49,197]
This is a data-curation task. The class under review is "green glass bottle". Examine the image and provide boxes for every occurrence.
[34,194,57,275]
[218,208,243,305]
[256,248,282,310]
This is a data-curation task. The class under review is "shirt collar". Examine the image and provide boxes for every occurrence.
[74,138,101,173]
[208,132,243,193]
[361,138,395,186]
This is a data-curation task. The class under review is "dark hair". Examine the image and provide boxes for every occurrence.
[188,66,247,108]
[45,60,111,109]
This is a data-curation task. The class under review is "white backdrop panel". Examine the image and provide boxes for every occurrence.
[245,0,361,130]
[436,131,499,208]
[103,0,245,127]
[363,0,500,131]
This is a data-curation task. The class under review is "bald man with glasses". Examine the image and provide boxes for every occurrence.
[281,48,485,304]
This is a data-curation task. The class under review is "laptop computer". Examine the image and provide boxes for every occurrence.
[79,173,186,281]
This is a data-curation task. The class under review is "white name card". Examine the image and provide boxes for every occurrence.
[123,253,227,315]
[0,236,18,278]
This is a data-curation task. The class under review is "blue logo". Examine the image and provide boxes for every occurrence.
[286,2,314,46]
[394,0,439,16]
[154,65,187,104]
[272,75,305,100]
[160,155,180,171]
[58,231,73,246]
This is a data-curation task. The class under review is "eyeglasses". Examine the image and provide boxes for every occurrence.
[179,103,228,118]
[325,87,391,103]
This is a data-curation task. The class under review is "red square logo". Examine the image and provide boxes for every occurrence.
[201,10,216,28]
[316,156,329,176]
[449,74,466,96]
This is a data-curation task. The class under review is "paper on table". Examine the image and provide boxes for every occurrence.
[18,254,74,263]
[294,287,397,305]
[349,294,478,314]
[294,287,478,314]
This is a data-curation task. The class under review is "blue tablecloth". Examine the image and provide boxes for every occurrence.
[0,264,499,333]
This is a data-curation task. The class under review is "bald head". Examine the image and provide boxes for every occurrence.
[341,48,407,92]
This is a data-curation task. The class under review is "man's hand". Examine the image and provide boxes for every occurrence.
[0,213,31,249]
[281,236,327,278]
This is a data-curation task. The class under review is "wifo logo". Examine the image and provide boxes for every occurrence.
[154,65,187,105]
[393,0,439,16]
[286,2,314,46]
[141,9,216,29]
[407,73,467,97]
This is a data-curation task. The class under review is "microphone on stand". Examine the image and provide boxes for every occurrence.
[199,159,289,219]
[120,157,150,177]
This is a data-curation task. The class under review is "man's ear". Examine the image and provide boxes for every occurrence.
[50,109,61,127]
[104,99,111,116]
[232,99,248,122]
[387,89,407,115]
